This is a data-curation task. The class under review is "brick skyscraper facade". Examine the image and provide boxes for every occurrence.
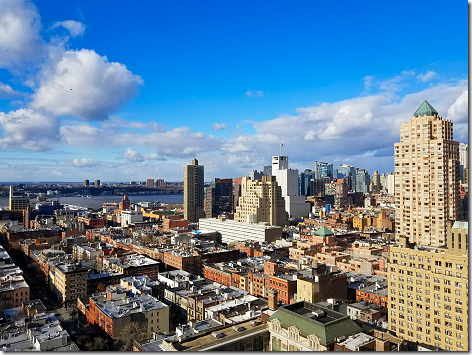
[184,159,204,223]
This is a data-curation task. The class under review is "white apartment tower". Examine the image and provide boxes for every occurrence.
[394,100,459,247]
[271,153,310,218]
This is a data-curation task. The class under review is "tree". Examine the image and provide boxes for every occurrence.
[115,321,149,351]
[76,334,109,351]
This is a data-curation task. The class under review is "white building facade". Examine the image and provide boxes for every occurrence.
[272,155,310,218]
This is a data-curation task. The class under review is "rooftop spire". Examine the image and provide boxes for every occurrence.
[414,100,439,117]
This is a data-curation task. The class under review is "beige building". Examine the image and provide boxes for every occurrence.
[394,100,459,247]
[267,302,361,351]
[52,263,87,306]
[234,176,288,226]
[184,159,205,223]
[388,221,468,351]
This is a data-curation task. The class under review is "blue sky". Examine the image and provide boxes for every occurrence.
[0,0,468,182]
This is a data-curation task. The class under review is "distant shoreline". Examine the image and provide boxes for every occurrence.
[0,194,183,210]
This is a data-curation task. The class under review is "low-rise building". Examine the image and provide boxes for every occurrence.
[198,217,282,244]
[86,285,170,339]
[52,263,87,306]
[267,301,362,351]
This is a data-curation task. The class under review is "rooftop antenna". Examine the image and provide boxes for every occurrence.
[280,143,283,156]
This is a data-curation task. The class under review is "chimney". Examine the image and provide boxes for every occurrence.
[267,289,278,311]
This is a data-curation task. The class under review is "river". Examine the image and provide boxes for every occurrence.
[0,194,183,210]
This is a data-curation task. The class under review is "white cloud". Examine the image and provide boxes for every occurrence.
[417,71,437,82]
[72,157,98,167]
[304,130,315,140]
[123,147,166,163]
[246,89,264,97]
[124,148,145,162]
[0,108,61,150]
[0,0,46,70]
[31,49,144,121]
[447,90,468,123]
[50,20,86,37]
[0,82,23,98]
[212,123,228,131]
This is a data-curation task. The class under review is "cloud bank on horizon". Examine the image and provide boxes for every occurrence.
[0,0,468,182]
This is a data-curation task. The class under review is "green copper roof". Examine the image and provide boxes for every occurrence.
[268,303,362,346]
[314,226,334,236]
[414,100,438,117]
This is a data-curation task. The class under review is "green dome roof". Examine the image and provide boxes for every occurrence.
[414,100,438,117]
[314,226,334,236]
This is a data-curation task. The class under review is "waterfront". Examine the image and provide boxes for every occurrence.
[0,194,183,210]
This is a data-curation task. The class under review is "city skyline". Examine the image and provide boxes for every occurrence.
[0,0,467,182]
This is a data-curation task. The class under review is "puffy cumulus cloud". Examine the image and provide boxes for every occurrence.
[59,123,103,146]
[417,71,437,82]
[72,157,98,167]
[0,108,61,150]
[0,0,45,70]
[124,148,144,162]
[447,90,468,123]
[212,123,228,131]
[49,20,86,38]
[0,82,24,98]
[30,49,144,121]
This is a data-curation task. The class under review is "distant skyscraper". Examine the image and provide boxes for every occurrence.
[234,176,287,226]
[263,165,272,176]
[310,177,331,197]
[370,170,380,193]
[155,179,166,187]
[248,170,263,180]
[394,100,459,246]
[95,179,100,187]
[233,177,243,210]
[9,186,29,210]
[299,169,314,196]
[337,164,356,190]
[459,142,468,182]
[316,162,334,179]
[355,169,370,194]
[83,179,89,187]
[146,178,155,188]
[184,159,205,223]
[386,173,395,194]
[205,178,233,218]
[272,154,310,218]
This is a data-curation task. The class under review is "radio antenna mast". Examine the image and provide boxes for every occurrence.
[280,143,283,156]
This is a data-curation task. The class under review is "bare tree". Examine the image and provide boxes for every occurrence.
[115,321,149,351]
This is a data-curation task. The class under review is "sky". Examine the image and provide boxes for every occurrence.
[0,0,468,183]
